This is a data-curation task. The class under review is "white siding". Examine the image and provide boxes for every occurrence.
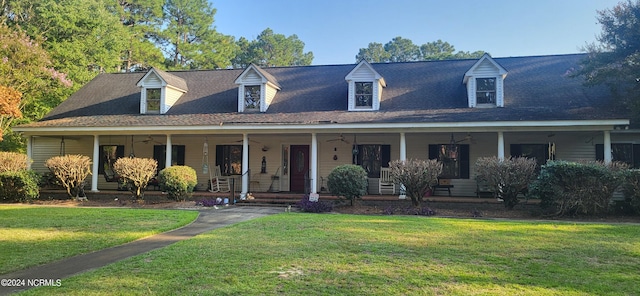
[474,60,500,75]
[264,84,278,111]
[163,87,183,113]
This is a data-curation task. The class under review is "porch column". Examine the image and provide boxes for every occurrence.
[165,135,172,168]
[241,133,249,198]
[26,136,32,169]
[497,131,505,160]
[604,130,612,164]
[311,132,318,194]
[399,132,406,199]
[91,135,100,192]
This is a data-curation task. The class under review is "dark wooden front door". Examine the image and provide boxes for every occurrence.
[290,145,309,193]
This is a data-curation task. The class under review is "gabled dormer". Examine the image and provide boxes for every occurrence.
[345,60,386,111]
[136,68,188,114]
[463,54,508,108]
[234,64,281,113]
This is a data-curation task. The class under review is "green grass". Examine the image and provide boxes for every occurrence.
[0,205,198,274]
[22,213,640,296]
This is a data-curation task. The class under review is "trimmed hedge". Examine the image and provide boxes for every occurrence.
[158,165,197,201]
[0,170,39,202]
[327,164,368,206]
[529,161,627,217]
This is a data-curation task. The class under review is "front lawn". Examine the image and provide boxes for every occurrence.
[24,213,640,295]
[0,205,198,274]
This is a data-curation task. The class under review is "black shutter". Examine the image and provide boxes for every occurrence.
[595,144,604,161]
[215,145,224,169]
[154,145,165,170]
[176,145,185,165]
[459,144,470,179]
[428,144,438,160]
[634,144,640,169]
[510,144,522,157]
[381,145,391,167]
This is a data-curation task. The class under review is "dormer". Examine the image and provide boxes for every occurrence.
[463,54,508,108]
[345,60,386,111]
[234,64,281,113]
[136,68,187,114]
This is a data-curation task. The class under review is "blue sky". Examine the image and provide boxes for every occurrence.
[211,0,621,65]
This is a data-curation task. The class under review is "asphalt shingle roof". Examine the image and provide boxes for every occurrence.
[22,54,626,129]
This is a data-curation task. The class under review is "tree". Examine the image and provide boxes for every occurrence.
[159,0,235,69]
[0,86,22,141]
[355,37,485,63]
[389,159,442,207]
[109,0,165,72]
[576,0,640,121]
[355,42,390,63]
[232,28,313,68]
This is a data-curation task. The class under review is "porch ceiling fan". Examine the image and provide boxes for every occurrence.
[135,136,162,144]
[326,134,351,144]
[453,133,476,144]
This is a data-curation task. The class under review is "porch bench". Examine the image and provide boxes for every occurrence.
[432,178,453,196]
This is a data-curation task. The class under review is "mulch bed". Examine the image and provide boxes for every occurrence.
[20,192,640,223]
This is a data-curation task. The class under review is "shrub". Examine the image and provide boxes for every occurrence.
[475,156,538,209]
[389,159,442,207]
[529,160,628,217]
[0,152,31,172]
[45,155,92,198]
[113,157,158,200]
[158,165,197,201]
[296,195,333,213]
[620,169,640,214]
[327,164,368,206]
[0,170,39,202]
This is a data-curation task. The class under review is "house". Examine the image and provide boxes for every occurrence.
[13,54,637,198]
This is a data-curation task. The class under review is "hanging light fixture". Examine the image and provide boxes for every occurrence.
[447,133,458,159]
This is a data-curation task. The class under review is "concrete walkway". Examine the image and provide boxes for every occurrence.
[0,206,283,295]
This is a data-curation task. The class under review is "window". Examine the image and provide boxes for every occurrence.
[99,145,124,174]
[146,88,161,113]
[355,82,373,108]
[153,145,185,171]
[428,144,470,179]
[596,143,640,168]
[244,85,261,110]
[476,78,496,104]
[353,144,390,178]
[216,145,243,175]
[510,144,554,168]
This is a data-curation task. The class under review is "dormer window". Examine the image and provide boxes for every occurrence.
[146,88,161,114]
[235,64,280,113]
[244,85,261,110]
[464,54,507,108]
[346,61,386,111]
[355,82,373,108]
[476,78,496,105]
[136,68,187,114]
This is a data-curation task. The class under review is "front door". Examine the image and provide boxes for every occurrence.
[290,145,309,193]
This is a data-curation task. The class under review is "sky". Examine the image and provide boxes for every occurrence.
[211,0,622,65]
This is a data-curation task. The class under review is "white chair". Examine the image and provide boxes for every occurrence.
[378,167,395,194]
[210,166,231,193]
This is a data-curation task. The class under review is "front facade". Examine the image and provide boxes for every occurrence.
[14,54,637,197]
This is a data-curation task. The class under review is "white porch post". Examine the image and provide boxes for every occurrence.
[91,135,100,192]
[165,135,172,168]
[497,131,505,160]
[310,132,319,201]
[241,133,249,198]
[26,136,32,170]
[399,132,407,199]
[604,130,612,164]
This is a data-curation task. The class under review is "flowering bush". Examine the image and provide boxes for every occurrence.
[296,195,333,213]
